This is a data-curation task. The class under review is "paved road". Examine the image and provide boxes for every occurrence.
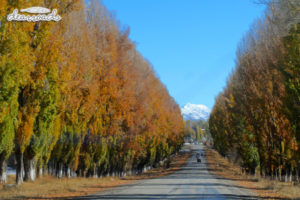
[79,145,259,200]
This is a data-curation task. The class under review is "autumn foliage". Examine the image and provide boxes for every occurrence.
[0,0,184,184]
[209,0,299,181]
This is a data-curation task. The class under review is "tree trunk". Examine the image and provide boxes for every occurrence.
[72,169,77,177]
[111,171,115,177]
[37,165,44,178]
[289,167,292,182]
[261,167,266,178]
[0,159,7,184]
[16,151,24,185]
[278,167,281,181]
[93,166,97,178]
[57,162,63,178]
[49,161,56,176]
[24,157,36,181]
[47,163,51,175]
[271,168,274,180]
[39,166,43,177]
[43,164,47,176]
[66,166,71,178]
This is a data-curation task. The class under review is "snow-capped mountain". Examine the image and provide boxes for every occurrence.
[181,103,211,121]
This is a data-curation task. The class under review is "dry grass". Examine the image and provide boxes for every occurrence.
[205,146,300,200]
[0,176,131,200]
[0,150,191,200]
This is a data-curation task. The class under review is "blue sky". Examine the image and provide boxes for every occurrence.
[101,0,265,109]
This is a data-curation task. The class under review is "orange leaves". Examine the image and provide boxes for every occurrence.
[16,105,38,153]
[0,0,184,180]
[210,1,300,176]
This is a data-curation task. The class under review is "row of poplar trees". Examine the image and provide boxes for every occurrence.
[0,0,184,185]
[209,0,299,181]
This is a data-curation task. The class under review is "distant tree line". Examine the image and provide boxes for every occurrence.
[0,0,184,185]
[209,0,299,181]
[184,120,209,142]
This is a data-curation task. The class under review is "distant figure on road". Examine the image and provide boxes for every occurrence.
[196,153,201,163]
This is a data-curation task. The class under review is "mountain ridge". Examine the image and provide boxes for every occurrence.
[181,103,211,121]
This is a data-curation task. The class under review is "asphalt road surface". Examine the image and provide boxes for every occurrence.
[78,144,259,200]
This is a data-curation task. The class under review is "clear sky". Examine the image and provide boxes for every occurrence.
[101,0,265,109]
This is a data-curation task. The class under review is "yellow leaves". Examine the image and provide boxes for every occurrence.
[0,102,9,123]
[0,0,7,16]
[228,93,235,108]
[17,110,36,153]
[281,141,285,153]
[210,1,300,175]
[0,0,184,178]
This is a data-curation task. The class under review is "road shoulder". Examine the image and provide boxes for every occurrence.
[205,146,299,200]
